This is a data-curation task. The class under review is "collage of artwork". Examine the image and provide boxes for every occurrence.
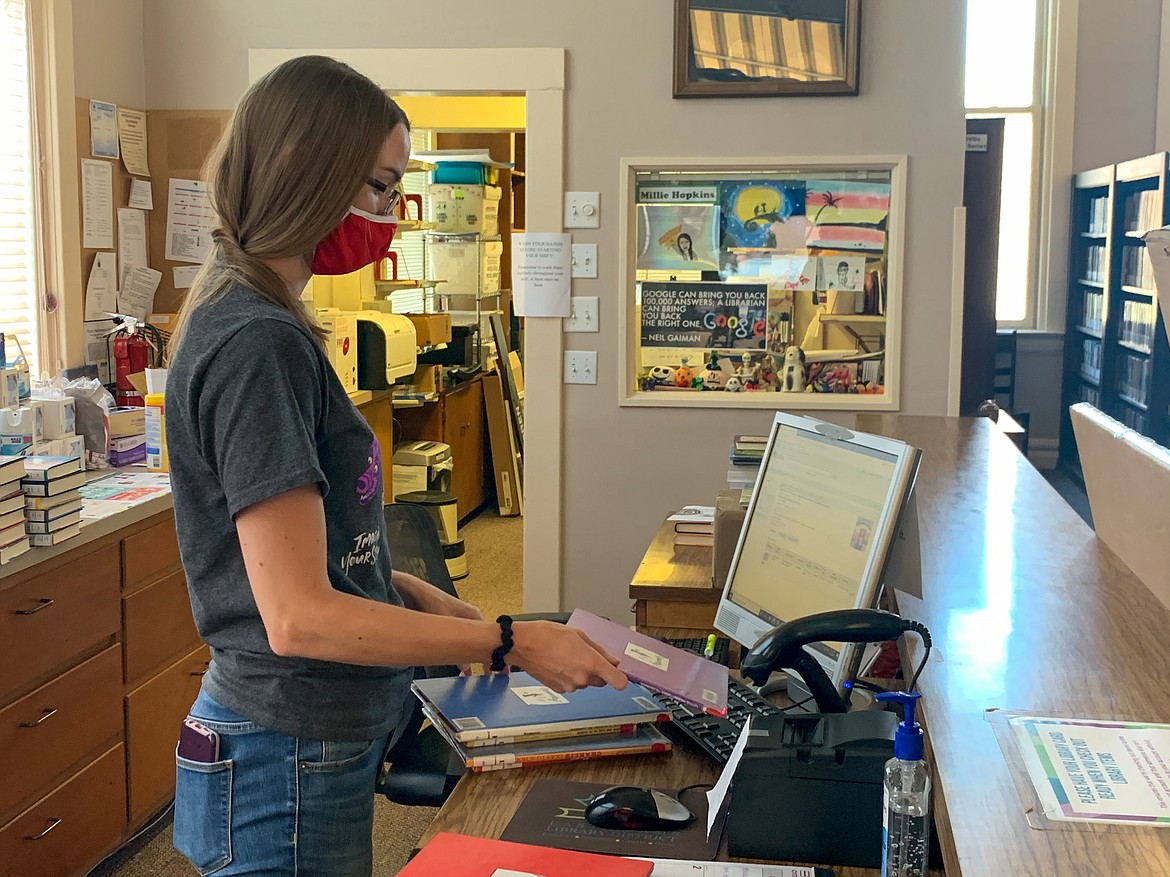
[633,173,891,395]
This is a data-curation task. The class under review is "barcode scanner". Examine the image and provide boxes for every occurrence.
[741,608,931,714]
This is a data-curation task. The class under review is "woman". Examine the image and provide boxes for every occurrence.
[676,231,696,260]
[166,56,626,877]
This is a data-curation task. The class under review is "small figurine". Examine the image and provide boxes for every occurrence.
[648,365,675,385]
[691,374,705,390]
[758,353,777,390]
[706,350,721,371]
[701,366,724,390]
[725,375,745,393]
[780,346,806,392]
[674,364,695,388]
[639,375,658,391]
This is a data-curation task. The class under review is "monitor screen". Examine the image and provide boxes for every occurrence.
[715,413,919,692]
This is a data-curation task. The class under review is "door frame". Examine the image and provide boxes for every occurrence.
[249,48,566,612]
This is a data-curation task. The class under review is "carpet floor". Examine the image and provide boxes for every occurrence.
[96,508,523,877]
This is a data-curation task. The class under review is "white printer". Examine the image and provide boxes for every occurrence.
[392,440,453,498]
[355,312,417,390]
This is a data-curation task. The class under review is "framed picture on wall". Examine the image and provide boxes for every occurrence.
[673,0,861,98]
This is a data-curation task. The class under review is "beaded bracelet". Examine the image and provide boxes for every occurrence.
[489,614,514,672]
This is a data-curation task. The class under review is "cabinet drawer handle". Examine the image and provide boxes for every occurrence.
[15,598,54,616]
[24,817,62,840]
[19,708,58,728]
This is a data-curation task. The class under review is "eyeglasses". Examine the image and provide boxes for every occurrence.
[366,177,402,216]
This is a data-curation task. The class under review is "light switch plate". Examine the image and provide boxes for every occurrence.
[564,296,599,333]
[564,350,598,384]
[564,192,600,228]
[571,244,599,278]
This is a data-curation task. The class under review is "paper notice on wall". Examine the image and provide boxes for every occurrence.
[128,178,153,210]
[117,208,148,289]
[83,321,113,384]
[84,252,118,321]
[173,265,201,289]
[81,159,114,249]
[165,178,215,263]
[89,100,119,158]
[119,266,162,321]
[511,233,571,317]
[116,107,150,176]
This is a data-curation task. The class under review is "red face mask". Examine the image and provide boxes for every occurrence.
[310,207,397,276]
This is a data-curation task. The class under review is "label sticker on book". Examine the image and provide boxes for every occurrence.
[701,688,719,704]
[510,686,570,706]
[625,642,670,672]
[452,716,486,731]
[632,696,660,712]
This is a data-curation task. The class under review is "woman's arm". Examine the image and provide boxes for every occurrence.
[391,570,482,621]
[235,485,626,693]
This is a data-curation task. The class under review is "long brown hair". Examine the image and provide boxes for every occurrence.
[171,56,409,349]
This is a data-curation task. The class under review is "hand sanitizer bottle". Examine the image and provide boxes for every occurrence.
[875,691,931,877]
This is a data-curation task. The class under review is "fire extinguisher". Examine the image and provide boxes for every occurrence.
[107,316,164,407]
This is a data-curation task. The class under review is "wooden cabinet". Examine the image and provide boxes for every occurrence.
[0,507,201,876]
[395,376,491,520]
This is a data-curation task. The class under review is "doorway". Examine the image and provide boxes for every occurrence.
[248,48,566,612]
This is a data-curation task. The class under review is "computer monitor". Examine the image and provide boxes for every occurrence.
[715,412,921,701]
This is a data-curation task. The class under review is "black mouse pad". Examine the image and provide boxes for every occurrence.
[500,779,726,860]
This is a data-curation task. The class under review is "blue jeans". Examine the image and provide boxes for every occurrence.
[173,689,391,876]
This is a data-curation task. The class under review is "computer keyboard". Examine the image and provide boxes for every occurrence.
[659,635,731,666]
[654,678,790,765]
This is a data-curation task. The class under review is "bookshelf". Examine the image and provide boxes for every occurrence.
[1060,153,1170,479]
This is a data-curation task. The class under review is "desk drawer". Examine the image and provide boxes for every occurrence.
[0,744,126,877]
[0,646,122,820]
[0,544,121,696]
[125,644,209,822]
[122,516,181,592]
[123,568,200,686]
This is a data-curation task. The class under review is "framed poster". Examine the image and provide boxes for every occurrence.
[674,0,862,98]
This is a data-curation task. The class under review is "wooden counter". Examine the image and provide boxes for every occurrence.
[0,494,205,877]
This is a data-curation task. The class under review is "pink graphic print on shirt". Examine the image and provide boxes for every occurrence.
[357,438,382,505]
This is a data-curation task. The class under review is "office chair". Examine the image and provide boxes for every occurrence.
[378,503,569,807]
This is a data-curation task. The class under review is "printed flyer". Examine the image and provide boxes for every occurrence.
[1010,715,1170,825]
[639,281,767,358]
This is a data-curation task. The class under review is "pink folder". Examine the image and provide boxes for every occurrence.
[567,609,729,716]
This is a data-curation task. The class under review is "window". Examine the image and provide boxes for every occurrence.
[965,0,1048,325]
[385,126,434,314]
[0,0,40,375]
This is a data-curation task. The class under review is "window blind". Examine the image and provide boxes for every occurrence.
[0,0,39,375]
[387,127,434,314]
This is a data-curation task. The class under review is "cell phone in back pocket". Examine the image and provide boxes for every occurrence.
[178,718,220,762]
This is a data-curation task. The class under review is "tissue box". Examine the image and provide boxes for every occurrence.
[0,406,36,456]
[0,369,18,409]
[107,407,146,439]
[108,434,146,467]
[32,396,75,440]
[50,436,85,470]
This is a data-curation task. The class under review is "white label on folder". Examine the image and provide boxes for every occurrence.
[701,689,719,705]
[633,696,660,712]
[491,871,544,877]
[625,642,670,672]
[510,686,569,706]
[452,716,486,731]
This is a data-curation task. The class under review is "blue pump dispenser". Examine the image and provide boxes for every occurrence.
[875,691,923,761]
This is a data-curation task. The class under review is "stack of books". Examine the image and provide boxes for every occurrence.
[728,433,767,490]
[668,504,716,547]
[0,456,29,563]
[21,456,86,547]
[412,671,672,773]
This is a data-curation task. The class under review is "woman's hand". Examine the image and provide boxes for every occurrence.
[508,621,629,694]
[391,571,483,621]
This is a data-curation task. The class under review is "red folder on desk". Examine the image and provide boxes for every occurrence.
[398,831,654,876]
[567,609,729,716]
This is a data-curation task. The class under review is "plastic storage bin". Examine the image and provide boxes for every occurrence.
[429,236,503,295]
[430,184,501,236]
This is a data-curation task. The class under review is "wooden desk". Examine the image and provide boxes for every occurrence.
[630,521,719,632]
[855,415,1170,876]
[423,415,1170,876]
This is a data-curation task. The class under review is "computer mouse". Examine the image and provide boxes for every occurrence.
[583,785,695,831]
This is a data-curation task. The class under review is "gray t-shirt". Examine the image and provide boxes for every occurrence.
[166,285,411,741]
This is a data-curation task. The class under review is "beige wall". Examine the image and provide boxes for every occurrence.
[1073,0,1161,172]
[72,0,144,106]
[133,0,967,620]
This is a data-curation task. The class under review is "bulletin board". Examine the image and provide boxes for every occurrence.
[618,156,907,410]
